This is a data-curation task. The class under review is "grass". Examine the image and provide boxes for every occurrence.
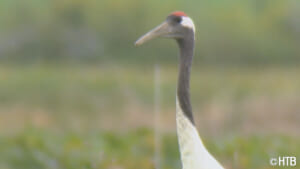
[0,128,299,169]
[0,64,299,169]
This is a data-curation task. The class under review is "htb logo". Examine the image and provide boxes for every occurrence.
[270,156,297,167]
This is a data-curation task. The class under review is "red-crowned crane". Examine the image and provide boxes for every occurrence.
[135,11,224,169]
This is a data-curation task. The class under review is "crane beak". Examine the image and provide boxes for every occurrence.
[135,21,171,46]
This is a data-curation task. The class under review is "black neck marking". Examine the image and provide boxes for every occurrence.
[176,30,195,124]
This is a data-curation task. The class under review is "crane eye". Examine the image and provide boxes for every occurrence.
[174,17,182,23]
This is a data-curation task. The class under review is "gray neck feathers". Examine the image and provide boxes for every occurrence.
[176,31,195,124]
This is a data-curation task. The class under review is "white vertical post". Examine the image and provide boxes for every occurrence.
[234,150,238,168]
[154,64,162,169]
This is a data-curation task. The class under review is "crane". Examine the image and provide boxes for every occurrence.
[135,11,224,169]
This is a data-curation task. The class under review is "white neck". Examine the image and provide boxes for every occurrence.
[176,95,224,169]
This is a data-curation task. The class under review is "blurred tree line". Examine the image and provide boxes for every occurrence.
[0,0,299,66]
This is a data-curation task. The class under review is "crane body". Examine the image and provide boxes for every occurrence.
[135,11,224,169]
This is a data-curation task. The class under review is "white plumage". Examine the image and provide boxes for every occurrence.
[135,11,225,169]
[176,96,224,169]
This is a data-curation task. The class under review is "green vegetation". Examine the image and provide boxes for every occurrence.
[1,128,299,169]
[0,65,299,169]
[0,0,299,65]
[0,64,299,130]
[0,0,299,168]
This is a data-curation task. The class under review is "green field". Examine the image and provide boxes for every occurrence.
[0,0,299,168]
[0,65,299,169]
[1,128,299,169]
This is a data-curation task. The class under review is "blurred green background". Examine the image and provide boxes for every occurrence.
[0,0,299,169]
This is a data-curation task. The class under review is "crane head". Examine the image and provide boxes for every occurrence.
[135,11,195,46]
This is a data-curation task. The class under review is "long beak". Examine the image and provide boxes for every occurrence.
[135,21,170,46]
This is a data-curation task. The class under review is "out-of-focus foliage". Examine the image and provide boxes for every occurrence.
[0,1,299,169]
[0,128,299,169]
[1,65,299,134]
[0,65,299,169]
[0,0,299,65]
